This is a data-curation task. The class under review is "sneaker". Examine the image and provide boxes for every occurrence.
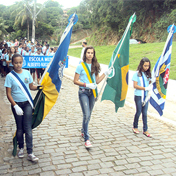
[18,148,24,158]
[81,133,84,138]
[27,153,39,162]
[85,140,92,148]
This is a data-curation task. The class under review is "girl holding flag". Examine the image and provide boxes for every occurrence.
[4,53,39,161]
[132,57,152,137]
[74,46,111,148]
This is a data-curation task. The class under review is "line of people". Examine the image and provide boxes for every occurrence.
[0,39,58,84]
[2,37,152,161]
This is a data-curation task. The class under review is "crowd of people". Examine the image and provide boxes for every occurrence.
[0,38,58,84]
[1,37,152,162]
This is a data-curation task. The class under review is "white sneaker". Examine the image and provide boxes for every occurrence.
[85,140,92,148]
[27,153,39,162]
[18,148,24,158]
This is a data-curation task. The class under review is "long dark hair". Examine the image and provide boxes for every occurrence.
[137,57,151,78]
[83,46,100,76]
[9,47,16,60]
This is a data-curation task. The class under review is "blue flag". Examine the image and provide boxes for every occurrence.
[12,13,78,156]
[40,13,78,118]
[150,24,176,116]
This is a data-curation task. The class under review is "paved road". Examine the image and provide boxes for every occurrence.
[1,73,176,175]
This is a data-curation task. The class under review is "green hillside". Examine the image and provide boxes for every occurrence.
[68,42,176,80]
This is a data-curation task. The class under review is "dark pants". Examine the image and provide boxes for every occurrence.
[30,68,35,74]
[133,96,148,132]
[8,66,13,72]
[79,88,95,142]
[11,101,33,154]
[36,68,44,79]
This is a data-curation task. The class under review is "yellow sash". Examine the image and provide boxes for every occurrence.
[81,62,98,99]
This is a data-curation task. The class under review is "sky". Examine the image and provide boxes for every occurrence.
[0,0,82,9]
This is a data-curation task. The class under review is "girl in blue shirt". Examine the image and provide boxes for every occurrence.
[4,53,39,161]
[74,46,111,148]
[132,57,152,137]
[6,47,16,72]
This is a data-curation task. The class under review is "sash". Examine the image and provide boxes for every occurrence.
[9,70,33,108]
[81,62,98,99]
[138,72,146,103]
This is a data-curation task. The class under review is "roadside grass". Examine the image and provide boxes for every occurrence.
[68,41,176,80]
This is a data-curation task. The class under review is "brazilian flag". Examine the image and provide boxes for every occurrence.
[101,14,136,112]
[12,13,78,156]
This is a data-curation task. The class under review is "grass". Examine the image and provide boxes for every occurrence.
[68,41,176,80]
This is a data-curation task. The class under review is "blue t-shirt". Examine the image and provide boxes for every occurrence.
[2,54,7,66]
[48,53,55,56]
[30,52,35,56]
[36,53,43,56]
[27,43,31,49]
[4,69,33,102]
[18,48,23,55]
[6,54,13,67]
[132,71,150,96]
[24,51,30,56]
[7,42,11,47]
[75,63,96,89]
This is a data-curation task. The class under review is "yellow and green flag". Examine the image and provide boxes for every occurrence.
[101,14,136,112]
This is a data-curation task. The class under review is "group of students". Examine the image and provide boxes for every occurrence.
[2,39,152,161]
[74,45,152,148]
[0,39,57,84]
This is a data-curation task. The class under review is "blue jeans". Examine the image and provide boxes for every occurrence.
[79,88,95,142]
[11,101,33,154]
[133,96,148,132]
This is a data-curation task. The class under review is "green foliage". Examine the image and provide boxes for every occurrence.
[67,2,91,32]
[35,21,54,40]
[83,0,176,44]
[0,17,8,40]
[1,0,176,44]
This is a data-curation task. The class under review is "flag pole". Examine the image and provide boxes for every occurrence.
[39,13,76,84]
[154,23,174,78]
[111,12,136,68]
[97,13,136,100]
[143,24,175,106]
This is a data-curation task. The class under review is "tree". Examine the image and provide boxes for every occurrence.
[11,0,32,40]
[35,21,54,40]
[0,17,8,40]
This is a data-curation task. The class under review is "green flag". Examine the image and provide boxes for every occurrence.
[101,14,136,112]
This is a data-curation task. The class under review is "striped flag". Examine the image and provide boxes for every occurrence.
[12,13,78,156]
[150,24,176,116]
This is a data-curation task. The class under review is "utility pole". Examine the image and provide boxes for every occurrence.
[32,0,36,43]
[25,0,49,43]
